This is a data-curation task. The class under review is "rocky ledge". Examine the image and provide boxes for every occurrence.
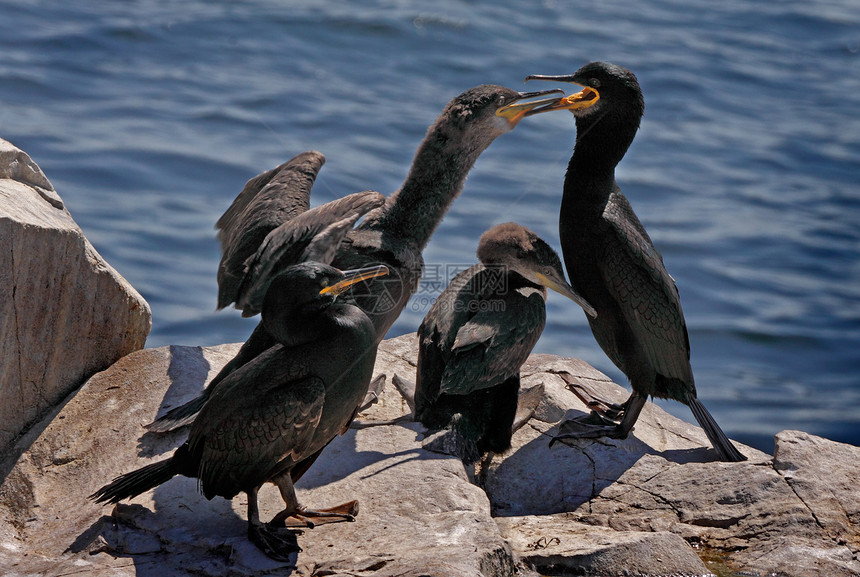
[1,334,858,577]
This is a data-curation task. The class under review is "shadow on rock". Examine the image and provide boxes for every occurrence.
[296,424,436,491]
[72,494,297,575]
[136,345,212,458]
[486,416,725,518]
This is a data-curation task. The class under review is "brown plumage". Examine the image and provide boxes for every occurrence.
[414,223,595,463]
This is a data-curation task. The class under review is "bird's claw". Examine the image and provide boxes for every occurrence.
[248,521,301,561]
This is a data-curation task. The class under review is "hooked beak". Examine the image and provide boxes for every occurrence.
[320,265,389,297]
[521,74,600,115]
[536,271,597,318]
[495,88,566,126]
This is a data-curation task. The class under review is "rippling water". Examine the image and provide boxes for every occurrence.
[2,1,858,453]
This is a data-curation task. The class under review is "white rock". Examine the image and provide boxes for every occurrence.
[0,137,151,453]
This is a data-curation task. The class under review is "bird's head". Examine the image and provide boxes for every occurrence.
[523,61,644,121]
[477,222,596,318]
[443,84,564,136]
[262,262,388,343]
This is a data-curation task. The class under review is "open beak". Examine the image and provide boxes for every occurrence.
[496,88,565,126]
[521,74,600,115]
[320,265,389,297]
[536,271,597,318]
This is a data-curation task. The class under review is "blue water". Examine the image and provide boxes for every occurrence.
[2,1,858,454]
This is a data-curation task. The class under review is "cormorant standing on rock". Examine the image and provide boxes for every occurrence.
[412,223,596,471]
[91,262,389,560]
[525,62,746,462]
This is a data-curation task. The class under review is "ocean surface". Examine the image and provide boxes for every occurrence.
[1,1,858,454]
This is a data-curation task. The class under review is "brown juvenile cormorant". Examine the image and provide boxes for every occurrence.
[525,62,746,462]
[148,85,563,433]
[91,262,389,560]
[413,223,596,467]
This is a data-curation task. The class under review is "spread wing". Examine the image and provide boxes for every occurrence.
[188,346,326,499]
[234,190,385,316]
[440,286,546,395]
[216,151,324,309]
[601,192,693,383]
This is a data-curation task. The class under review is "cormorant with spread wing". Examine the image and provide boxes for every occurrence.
[148,85,563,433]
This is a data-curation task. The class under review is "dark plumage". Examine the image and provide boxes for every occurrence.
[148,85,562,433]
[91,262,388,560]
[526,62,746,462]
[414,223,595,464]
[146,177,383,433]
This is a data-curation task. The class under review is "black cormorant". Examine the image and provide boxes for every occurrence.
[148,85,562,433]
[91,262,389,560]
[525,62,746,462]
[413,223,596,468]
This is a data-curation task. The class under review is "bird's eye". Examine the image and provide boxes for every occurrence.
[589,78,601,88]
[497,95,507,106]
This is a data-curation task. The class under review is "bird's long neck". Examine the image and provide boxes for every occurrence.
[366,123,488,251]
[264,304,345,347]
[563,111,639,211]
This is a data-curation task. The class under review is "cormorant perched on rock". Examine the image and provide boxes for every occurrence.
[525,62,746,462]
[412,223,596,470]
[148,85,562,433]
[91,262,389,560]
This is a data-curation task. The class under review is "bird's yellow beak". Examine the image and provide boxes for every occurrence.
[320,265,389,297]
[521,74,600,115]
[536,271,597,318]
[495,88,565,126]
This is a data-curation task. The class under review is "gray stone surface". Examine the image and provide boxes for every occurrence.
[475,353,859,577]
[496,514,710,577]
[0,341,512,577]
[0,137,151,454]
[1,333,858,577]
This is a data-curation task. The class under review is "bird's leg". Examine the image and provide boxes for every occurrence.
[356,374,387,412]
[474,451,495,488]
[268,472,358,528]
[550,392,647,445]
[558,373,627,421]
[422,428,482,465]
[615,392,646,438]
[246,486,301,561]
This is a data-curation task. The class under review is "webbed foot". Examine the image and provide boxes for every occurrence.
[248,520,301,561]
[269,500,359,528]
[548,418,629,447]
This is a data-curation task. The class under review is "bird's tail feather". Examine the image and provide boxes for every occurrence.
[687,394,747,462]
[89,458,178,504]
[145,396,206,433]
